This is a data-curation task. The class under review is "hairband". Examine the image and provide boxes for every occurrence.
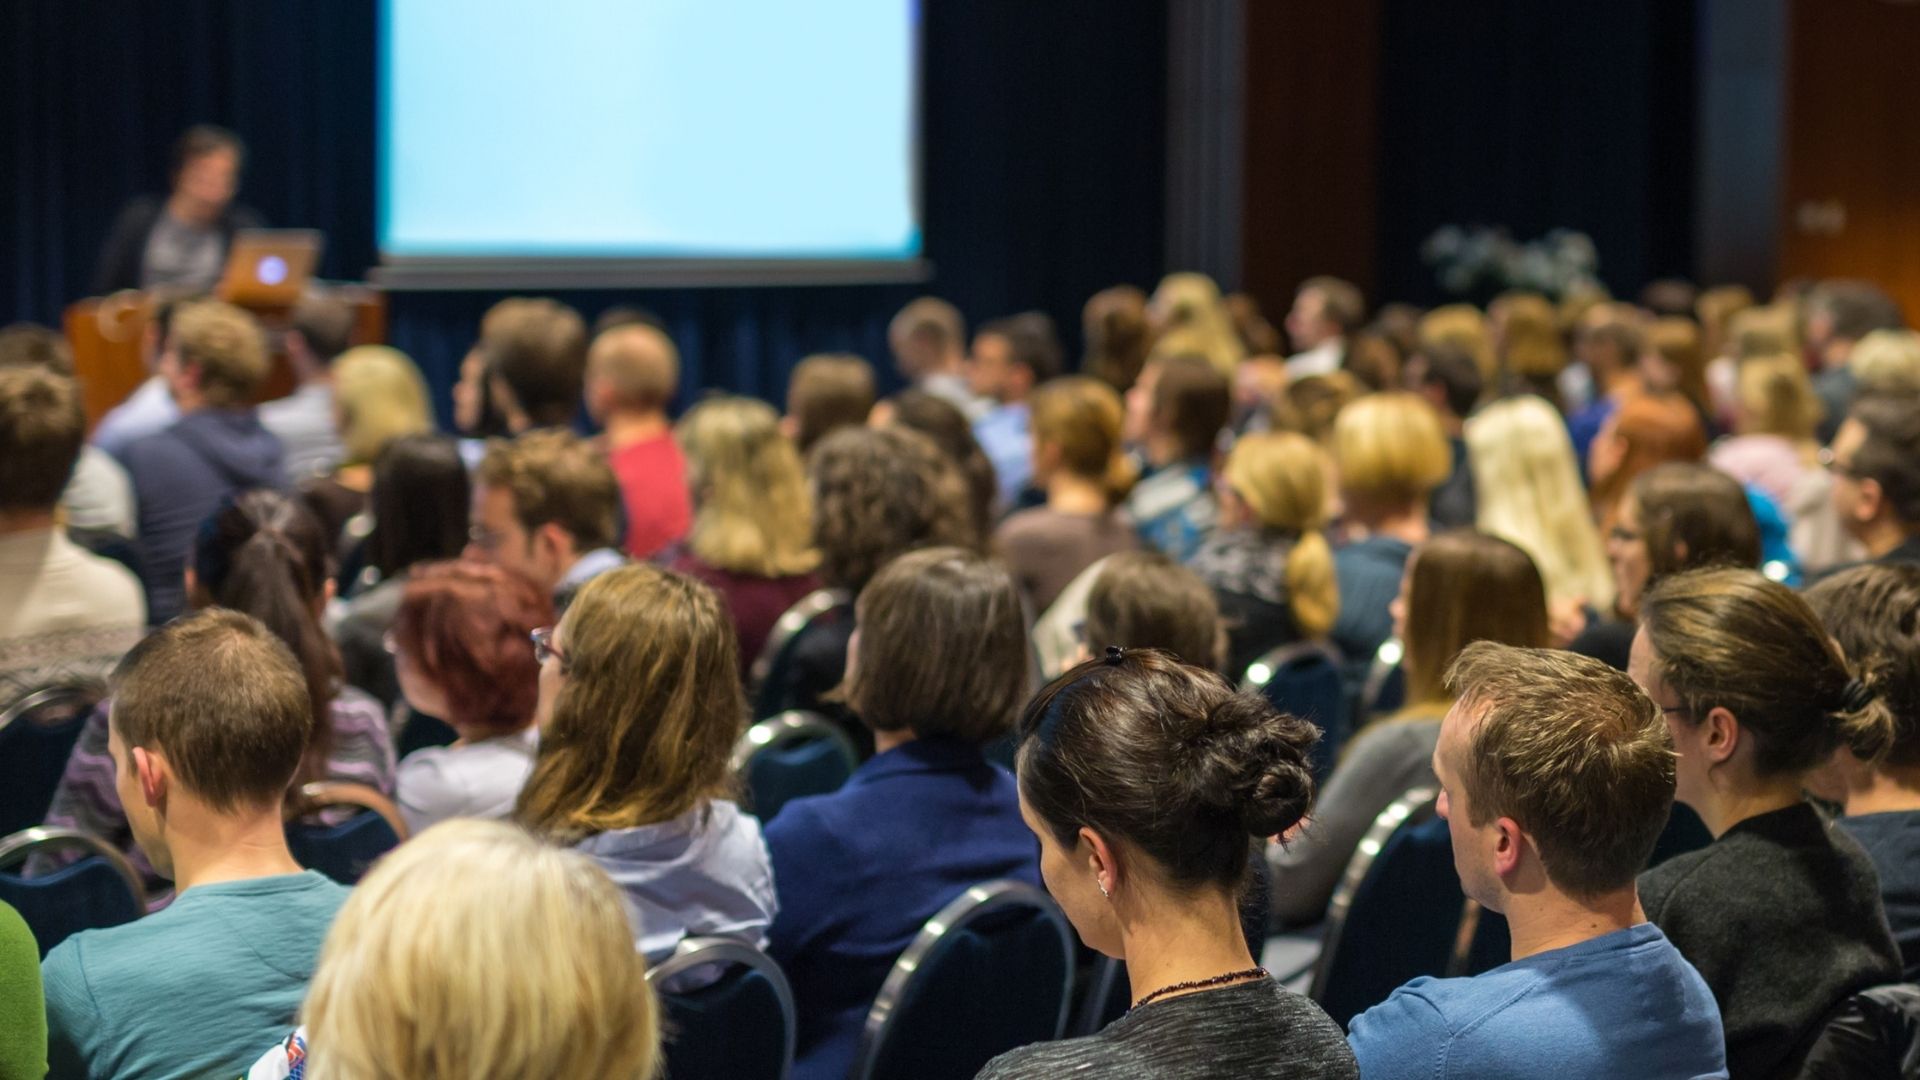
[1843,677,1879,715]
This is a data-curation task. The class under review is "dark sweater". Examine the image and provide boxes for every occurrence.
[1640,802,1900,1080]
[91,195,265,295]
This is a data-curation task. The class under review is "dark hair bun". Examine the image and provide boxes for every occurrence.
[1180,692,1319,838]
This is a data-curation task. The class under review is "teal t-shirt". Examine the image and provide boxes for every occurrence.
[41,871,348,1080]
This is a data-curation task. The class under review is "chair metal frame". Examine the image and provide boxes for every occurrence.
[0,680,106,736]
[747,588,853,697]
[284,781,412,842]
[647,935,798,1080]
[1071,953,1129,1037]
[852,879,1078,1080]
[729,710,861,781]
[1307,785,1442,1003]
[1238,639,1343,694]
[0,826,150,912]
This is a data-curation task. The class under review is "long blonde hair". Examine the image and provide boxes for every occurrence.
[1734,353,1822,443]
[1466,395,1614,610]
[1222,432,1339,639]
[1030,376,1136,506]
[677,396,820,577]
[1148,272,1245,379]
[333,346,433,465]
[302,819,657,1080]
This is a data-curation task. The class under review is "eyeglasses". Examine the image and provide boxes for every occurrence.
[531,626,568,670]
[1818,447,1859,480]
[467,524,506,552]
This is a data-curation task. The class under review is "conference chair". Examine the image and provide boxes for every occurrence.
[1796,983,1920,1080]
[852,879,1077,1080]
[0,679,107,835]
[0,827,146,957]
[284,781,409,885]
[731,711,861,822]
[1359,638,1406,720]
[1072,954,1131,1037]
[749,588,853,720]
[1308,786,1466,1029]
[648,936,797,1080]
[1241,640,1348,781]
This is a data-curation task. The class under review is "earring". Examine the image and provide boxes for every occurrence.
[1097,878,1110,899]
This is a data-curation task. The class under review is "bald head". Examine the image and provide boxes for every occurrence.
[587,323,680,420]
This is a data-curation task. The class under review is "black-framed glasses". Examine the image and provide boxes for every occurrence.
[530,626,568,669]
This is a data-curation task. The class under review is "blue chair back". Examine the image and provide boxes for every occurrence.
[284,782,409,885]
[0,683,106,836]
[0,828,146,957]
[732,712,860,822]
[854,880,1077,1080]
[1309,788,1465,1029]
[750,589,853,720]
[649,937,795,1080]
[1242,641,1348,781]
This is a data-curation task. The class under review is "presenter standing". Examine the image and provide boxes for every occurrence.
[91,125,265,295]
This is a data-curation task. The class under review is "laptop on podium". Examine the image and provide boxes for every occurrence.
[216,229,324,306]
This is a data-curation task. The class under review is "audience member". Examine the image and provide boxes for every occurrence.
[0,323,136,541]
[1416,304,1496,385]
[1829,393,1920,566]
[1083,284,1152,393]
[968,312,1063,509]
[996,377,1141,615]
[388,561,550,833]
[1707,303,1803,429]
[784,351,876,455]
[1640,317,1714,433]
[92,125,262,294]
[1347,643,1726,1079]
[888,296,978,417]
[1285,275,1364,380]
[585,322,691,559]
[1565,303,1645,468]
[977,649,1357,1079]
[1850,328,1920,397]
[259,289,355,483]
[1084,550,1227,671]
[1148,272,1245,380]
[1587,391,1708,533]
[117,298,284,623]
[1633,567,1900,1078]
[0,366,145,702]
[42,610,350,1077]
[1466,395,1612,617]
[1232,354,1290,435]
[1342,330,1403,393]
[1710,352,1823,514]
[1227,292,1285,357]
[1270,371,1364,445]
[514,564,776,962]
[670,396,822,669]
[1271,531,1550,927]
[467,430,624,610]
[1806,563,1920,980]
[260,819,658,1080]
[1696,284,1757,366]
[480,297,590,435]
[766,548,1039,1080]
[1326,392,1450,676]
[330,433,471,708]
[1489,290,1567,408]
[1805,280,1906,441]
[1405,341,1483,530]
[873,388,1000,542]
[91,296,187,458]
[0,901,43,1079]
[1123,354,1232,559]
[300,345,434,545]
[1189,432,1338,678]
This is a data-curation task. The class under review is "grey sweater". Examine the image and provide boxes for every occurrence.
[1640,801,1901,1080]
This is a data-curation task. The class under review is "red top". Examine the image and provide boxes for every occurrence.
[607,434,692,560]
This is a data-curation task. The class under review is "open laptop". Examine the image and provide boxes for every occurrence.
[215,229,324,306]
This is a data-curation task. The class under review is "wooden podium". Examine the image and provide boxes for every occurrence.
[62,287,388,431]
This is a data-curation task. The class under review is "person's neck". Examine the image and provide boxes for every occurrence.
[1824,340,1855,373]
[873,728,917,755]
[1344,499,1430,546]
[165,805,306,893]
[1145,434,1188,471]
[1846,763,1920,817]
[1858,518,1917,560]
[1694,778,1805,839]
[1504,884,1644,962]
[603,409,671,450]
[165,192,218,228]
[0,509,57,536]
[1119,883,1263,1008]
[1600,366,1640,399]
[1047,473,1110,516]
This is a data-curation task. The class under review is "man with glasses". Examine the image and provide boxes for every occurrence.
[466,430,625,611]
[1828,392,1920,566]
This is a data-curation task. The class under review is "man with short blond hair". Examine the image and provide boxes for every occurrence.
[1347,642,1727,1079]
[585,322,689,559]
[889,296,979,417]
[467,430,624,607]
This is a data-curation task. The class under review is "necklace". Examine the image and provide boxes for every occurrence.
[1130,966,1269,1011]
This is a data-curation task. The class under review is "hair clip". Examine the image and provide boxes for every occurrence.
[1843,677,1879,714]
[1104,645,1126,665]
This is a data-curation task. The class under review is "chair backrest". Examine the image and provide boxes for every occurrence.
[749,588,854,718]
[1309,786,1466,1029]
[1796,982,1920,1080]
[853,879,1077,1080]
[284,781,409,885]
[731,711,861,821]
[1360,639,1406,720]
[1241,640,1347,780]
[0,680,107,836]
[648,936,796,1080]
[0,827,147,957]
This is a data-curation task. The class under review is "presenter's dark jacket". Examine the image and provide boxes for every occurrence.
[90,195,265,295]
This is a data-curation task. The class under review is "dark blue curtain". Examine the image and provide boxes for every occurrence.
[2,2,1167,417]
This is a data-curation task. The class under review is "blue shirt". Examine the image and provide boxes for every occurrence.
[1347,922,1728,1080]
[90,376,179,460]
[764,738,1040,1080]
[42,870,348,1080]
[973,401,1032,512]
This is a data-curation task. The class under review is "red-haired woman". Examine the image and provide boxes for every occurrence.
[389,560,553,832]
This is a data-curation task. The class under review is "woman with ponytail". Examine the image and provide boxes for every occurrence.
[1188,432,1339,680]
[994,376,1140,615]
[1632,566,1900,1079]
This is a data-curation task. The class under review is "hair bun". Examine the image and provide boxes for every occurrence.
[1180,692,1319,838]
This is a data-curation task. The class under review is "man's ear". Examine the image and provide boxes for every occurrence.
[535,522,576,564]
[131,746,169,809]
[1859,478,1889,523]
[1492,817,1525,879]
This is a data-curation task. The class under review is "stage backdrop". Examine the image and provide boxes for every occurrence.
[1,0,1167,420]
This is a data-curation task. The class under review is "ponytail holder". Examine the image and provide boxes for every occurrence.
[1104,645,1126,666]
[1843,678,1879,714]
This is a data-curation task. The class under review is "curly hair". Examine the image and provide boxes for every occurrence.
[807,426,978,592]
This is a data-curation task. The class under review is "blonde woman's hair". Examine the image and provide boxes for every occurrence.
[1222,432,1339,639]
[1725,303,1801,360]
[1417,304,1496,383]
[1029,376,1136,505]
[1466,395,1614,609]
[302,819,657,1080]
[333,346,433,465]
[1492,291,1566,378]
[516,565,743,842]
[1852,329,1920,395]
[1734,353,1823,442]
[677,396,820,577]
[1148,272,1245,379]
[1331,392,1451,507]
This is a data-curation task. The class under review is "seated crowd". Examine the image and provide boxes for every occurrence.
[2,270,1920,1080]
